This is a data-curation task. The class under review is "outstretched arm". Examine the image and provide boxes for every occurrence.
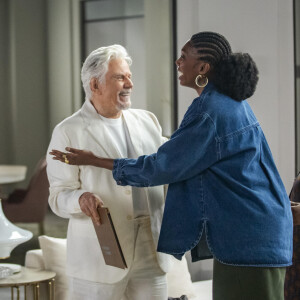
[50,114,218,188]
[49,147,114,170]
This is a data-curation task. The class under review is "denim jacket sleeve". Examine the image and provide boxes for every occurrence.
[113,113,218,187]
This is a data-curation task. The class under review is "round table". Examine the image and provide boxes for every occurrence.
[0,266,56,300]
[0,165,27,185]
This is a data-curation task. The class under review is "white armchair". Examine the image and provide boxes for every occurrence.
[25,236,212,300]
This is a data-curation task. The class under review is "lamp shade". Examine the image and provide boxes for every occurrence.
[0,200,33,258]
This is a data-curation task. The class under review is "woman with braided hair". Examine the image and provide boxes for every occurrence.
[50,32,292,299]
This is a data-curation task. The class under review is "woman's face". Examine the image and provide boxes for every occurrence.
[176,41,201,89]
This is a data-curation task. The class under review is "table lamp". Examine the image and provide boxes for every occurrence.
[0,165,33,278]
[0,199,33,259]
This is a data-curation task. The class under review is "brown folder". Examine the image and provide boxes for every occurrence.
[92,206,127,269]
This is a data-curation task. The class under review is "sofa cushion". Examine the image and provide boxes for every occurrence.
[25,249,45,269]
[39,235,68,300]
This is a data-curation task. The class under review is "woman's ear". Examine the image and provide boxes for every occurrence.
[199,62,211,75]
[90,78,102,94]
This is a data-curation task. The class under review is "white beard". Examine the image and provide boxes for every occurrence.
[116,97,131,110]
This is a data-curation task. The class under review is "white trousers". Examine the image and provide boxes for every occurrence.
[68,217,167,300]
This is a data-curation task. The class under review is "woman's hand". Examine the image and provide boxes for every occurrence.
[49,147,96,166]
[49,147,114,170]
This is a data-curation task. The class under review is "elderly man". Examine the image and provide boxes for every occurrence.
[46,45,172,300]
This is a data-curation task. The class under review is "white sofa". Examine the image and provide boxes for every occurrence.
[25,236,212,300]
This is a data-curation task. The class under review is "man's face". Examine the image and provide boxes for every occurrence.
[97,58,133,117]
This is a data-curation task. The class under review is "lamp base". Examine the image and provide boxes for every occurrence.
[0,199,33,258]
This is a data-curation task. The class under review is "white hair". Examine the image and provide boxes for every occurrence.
[81,44,132,101]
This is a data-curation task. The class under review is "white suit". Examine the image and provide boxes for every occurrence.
[46,100,173,284]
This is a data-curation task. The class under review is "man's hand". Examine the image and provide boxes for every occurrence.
[79,192,104,225]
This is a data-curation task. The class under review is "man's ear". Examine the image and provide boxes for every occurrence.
[199,62,211,75]
[90,78,102,94]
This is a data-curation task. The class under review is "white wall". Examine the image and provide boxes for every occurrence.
[0,0,49,184]
[0,0,12,163]
[144,0,173,136]
[177,0,295,193]
[47,0,75,131]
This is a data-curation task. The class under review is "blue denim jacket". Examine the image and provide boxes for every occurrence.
[113,83,293,267]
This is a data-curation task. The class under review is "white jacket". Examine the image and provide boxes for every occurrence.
[46,100,173,283]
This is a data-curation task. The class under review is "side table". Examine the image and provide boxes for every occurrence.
[0,266,56,300]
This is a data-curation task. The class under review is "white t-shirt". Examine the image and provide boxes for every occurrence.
[98,113,149,218]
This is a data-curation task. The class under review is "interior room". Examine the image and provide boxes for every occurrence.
[0,0,297,299]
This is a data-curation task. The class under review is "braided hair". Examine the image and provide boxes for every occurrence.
[190,32,259,101]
